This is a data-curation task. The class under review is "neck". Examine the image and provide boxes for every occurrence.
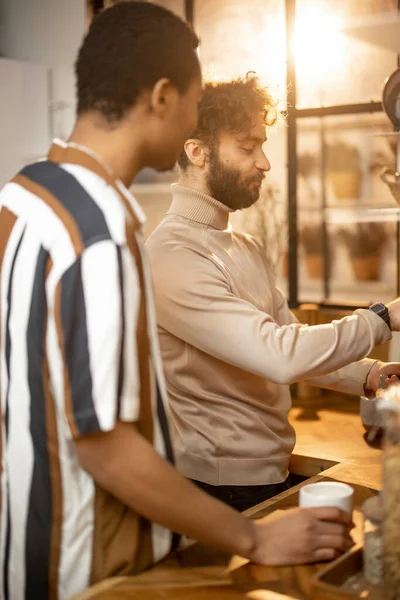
[68,113,145,187]
[179,169,212,198]
[170,183,231,230]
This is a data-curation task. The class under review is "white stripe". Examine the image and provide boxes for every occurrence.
[46,256,94,599]
[1,183,76,277]
[119,246,141,422]
[152,521,173,562]
[6,229,40,599]
[61,164,127,247]
[81,240,130,430]
[0,217,26,600]
[56,463,94,600]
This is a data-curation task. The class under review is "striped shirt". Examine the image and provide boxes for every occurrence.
[0,140,176,600]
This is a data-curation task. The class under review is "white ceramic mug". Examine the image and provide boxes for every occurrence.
[299,481,354,515]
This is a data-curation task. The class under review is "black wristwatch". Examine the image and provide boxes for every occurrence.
[369,302,391,330]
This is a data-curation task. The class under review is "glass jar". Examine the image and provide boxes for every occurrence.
[362,495,383,586]
[380,396,400,600]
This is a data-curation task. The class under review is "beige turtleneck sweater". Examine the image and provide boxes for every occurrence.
[146,184,391,486]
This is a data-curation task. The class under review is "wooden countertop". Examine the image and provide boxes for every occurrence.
[73,393,381,600]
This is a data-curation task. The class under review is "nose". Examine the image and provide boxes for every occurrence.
[255,151,271,173]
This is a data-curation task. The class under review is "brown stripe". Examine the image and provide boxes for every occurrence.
[125,219,154,445]
[0,206,18,543]
[135,517,154,573]
[89,485,145,585]
[12,174,84,256]
[45,255,53,280]
[54,281,79,439]
[43,257,63,600]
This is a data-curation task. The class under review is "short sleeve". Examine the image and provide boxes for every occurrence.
[55,240,141,438]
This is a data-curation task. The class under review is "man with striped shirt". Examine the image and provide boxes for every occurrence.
[0,3,354,599]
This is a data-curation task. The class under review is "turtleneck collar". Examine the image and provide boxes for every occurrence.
[168,184,231,231]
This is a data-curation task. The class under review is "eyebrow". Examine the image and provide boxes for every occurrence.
[236,134,267,145]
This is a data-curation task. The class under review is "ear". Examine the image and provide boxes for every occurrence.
[184,139,207,168]
[149,78,178,117]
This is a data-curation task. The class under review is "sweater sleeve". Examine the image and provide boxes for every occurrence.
[150,246,391,385]
[273,287,380,394]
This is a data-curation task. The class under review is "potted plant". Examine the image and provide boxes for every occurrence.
[326,141,362,201]
[297,152,320,180]
[297,152,320,205]
[337,223,386,281]
[299,224,328,279]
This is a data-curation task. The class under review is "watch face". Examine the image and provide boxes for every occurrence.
[371,303,385,315]
[370,303,390,329]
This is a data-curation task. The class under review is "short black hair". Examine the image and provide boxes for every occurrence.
[178,75,278,170]
[76,1,200,122]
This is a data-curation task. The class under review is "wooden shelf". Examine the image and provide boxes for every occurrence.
[325,206,400,224]
[277,277,395,305]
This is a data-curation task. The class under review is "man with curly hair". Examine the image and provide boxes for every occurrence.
[147,75,400,512]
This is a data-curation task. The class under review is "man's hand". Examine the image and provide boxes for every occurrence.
[365,360,400,393]
[76,422,354,567]
[249,507,354,566]
[387,298,400,332]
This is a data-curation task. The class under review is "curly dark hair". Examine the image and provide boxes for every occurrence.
[76,1,200,122]
[178,75,278,170]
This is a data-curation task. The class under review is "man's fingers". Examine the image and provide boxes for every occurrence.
[387,375,400,387]
[380,362,400,375]
[315,520,353,537]
[312,548,340,562]
[306,507,353,526]
[312,534,354,553]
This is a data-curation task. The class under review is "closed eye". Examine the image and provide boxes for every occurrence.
[241,147,254,155]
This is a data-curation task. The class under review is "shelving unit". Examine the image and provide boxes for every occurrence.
[285,0,400,310]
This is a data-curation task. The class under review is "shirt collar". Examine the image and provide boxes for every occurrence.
[47,138,146,225]
[169,184,231,230]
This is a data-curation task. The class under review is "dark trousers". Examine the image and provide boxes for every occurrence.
[191,476,291,512]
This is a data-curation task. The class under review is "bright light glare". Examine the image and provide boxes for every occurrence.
[294,8,344,91]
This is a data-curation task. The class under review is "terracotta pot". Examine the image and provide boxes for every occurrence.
[329,171,362,200]
[305,254,323,279]
[350,255,380,281]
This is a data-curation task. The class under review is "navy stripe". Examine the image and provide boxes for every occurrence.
[2,227,25,600]
[19,161,111,248]
[116,246,124,419]
[154,381,180,552]
[25,247,52,599]
[155,382,180,552]
[61,258,100,434]
[155,382,174,465]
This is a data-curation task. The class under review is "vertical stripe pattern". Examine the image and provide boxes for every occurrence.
[0,207,18,600]
[3,225,26,600]
[0,142,176,600]
[25,247,52,600]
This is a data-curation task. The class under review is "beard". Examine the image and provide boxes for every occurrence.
[206,147,264,210]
